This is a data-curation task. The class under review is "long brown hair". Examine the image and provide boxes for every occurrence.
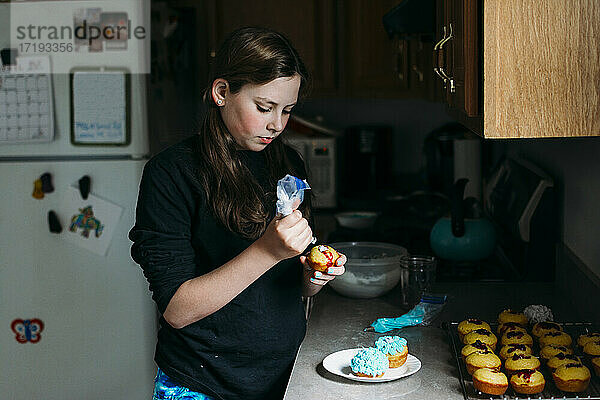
[196,27,312,240]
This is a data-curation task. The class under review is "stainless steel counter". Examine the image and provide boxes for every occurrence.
[283,282,583,400]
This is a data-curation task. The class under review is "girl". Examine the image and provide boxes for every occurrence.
[129,27,345,400]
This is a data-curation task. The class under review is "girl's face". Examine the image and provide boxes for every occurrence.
[216,75,300,151]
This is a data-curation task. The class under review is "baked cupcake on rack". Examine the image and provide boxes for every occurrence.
[497,309,528,326]
[498,344,532,361]
[592,357,600,377]
[547,354,583,373]
[500,331,534,347]
[463,328,498,351]
[472,368,508,395]
[504,354,541,376]
[458,319,491,341]
[465,351,502,375]
[531,321,563,338]
[510,369,545,394]
[552,363,591,392]
[583,340,600,362]
[374,336,408,368]
[461,340,494,361]
[539,331,573,348]
[577,332,600,349]
[497,321,528,336]
[350,347,389,378]
[540,344,573,362]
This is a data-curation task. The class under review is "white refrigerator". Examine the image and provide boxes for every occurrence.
[0,5,157,398]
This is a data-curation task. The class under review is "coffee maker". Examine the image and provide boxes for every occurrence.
[424,123,483,200]
[340,125,393,200]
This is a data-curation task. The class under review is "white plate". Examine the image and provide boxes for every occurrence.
[322,348,422,383]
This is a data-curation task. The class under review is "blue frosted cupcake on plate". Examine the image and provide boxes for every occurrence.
[350,347,389,378]
[375,336,409,368]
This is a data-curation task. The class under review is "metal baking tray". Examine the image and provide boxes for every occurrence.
[443,321,600,400]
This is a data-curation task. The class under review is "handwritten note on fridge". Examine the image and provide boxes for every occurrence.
[72,71,128,144]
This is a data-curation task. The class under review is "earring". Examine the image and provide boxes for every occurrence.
[217,99,223,106]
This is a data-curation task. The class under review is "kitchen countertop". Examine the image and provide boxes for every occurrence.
[283,282,584,400]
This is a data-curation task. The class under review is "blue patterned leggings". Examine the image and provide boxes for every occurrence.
[152,368,216,400]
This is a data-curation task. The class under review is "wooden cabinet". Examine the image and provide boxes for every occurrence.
[340,0,435,98]
[207,0,338,96]
[205,0,436,99]
[340,0,438,98]
[435,0,600,138]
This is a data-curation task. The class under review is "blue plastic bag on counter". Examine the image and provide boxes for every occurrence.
[365,294,448,333]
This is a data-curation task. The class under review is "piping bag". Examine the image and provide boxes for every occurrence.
[364,294,448,333]
[276,174,316,244]
[276,174,310,216]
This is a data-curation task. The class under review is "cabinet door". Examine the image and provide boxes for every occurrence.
[437,0,479,117]
[342,0,411,97]
[208,0,338,96]
[484,0,600,138]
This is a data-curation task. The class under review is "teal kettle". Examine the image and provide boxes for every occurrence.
[429,178,496,261]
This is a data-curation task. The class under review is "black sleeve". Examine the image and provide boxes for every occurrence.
[128,158,198,314]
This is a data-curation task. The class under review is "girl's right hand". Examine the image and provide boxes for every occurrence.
[255,209,313,263]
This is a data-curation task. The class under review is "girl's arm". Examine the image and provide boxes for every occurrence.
[163,210,313,329]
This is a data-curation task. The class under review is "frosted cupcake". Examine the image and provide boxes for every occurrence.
[350,347,389,378]
[375,336,408,368]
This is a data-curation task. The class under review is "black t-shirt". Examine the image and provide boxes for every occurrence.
[128,135,307,400]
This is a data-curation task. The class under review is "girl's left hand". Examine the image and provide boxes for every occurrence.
[300,254,347,286]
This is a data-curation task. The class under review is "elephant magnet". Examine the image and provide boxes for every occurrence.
[69,205,104,238]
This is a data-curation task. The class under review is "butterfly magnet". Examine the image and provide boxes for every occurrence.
[11,318,45,343]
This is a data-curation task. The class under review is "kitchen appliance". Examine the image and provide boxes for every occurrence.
[0,2,157,399]
[341,125,393,200]
[424,122,483,200]
[284,117,338,209]
[328,242,408,299]
[430,178,496,261]
[484,157,557,281]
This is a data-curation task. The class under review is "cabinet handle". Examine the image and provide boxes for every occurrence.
[439,23,456,93]
[439,67,456,92]
[433,26,448,85]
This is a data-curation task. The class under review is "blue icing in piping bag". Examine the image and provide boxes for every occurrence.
[365,294,448,333]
